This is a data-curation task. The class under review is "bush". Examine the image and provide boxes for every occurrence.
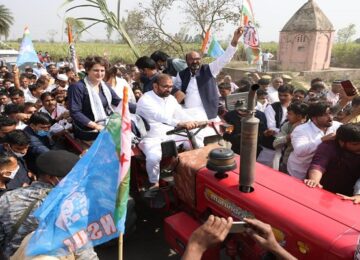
[331,43,360,68]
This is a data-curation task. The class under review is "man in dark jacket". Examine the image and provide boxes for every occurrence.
[223,103,267,156]
[0,130,31,192]
[23,112,53,173]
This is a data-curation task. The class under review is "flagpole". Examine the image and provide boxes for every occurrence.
[67,22,79,74]
[118,233,123,260]
[239,0,245,63]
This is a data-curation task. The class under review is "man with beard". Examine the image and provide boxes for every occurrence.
[304,123,360,203]
[174,27,244,122]
[287,102,342,180]
[136,74,199,191]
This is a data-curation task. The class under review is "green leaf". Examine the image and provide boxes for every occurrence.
[65,4,99,13]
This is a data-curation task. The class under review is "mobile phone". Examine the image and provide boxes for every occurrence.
[341,80,357,97]
[229,221,247,233]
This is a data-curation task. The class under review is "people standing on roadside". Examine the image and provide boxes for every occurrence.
[262,50,274,72]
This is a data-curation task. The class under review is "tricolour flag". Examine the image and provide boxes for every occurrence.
[114,87,132,224]
[241,0,255,26]
[16,27,40,66]
[26,90,132,256]
[201,30,225,58]
[67,23,79,74]
[241,0,261,64]
[245,46,262,64]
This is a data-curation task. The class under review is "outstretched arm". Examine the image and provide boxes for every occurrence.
[209,27,244,77]
[244,218,297,260]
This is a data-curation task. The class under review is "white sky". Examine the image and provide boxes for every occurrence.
[4,0,360,42]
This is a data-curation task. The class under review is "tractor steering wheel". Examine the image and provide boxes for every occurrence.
[166,121,208,149]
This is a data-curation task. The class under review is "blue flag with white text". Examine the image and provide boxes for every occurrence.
[26,113,129,256]
[16,27,40,66]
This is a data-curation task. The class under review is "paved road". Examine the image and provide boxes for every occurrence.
[96,204,181,260]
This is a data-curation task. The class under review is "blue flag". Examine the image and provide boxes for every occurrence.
[201,31,225,58]
[27,114,129,256]
[16,27,40,66]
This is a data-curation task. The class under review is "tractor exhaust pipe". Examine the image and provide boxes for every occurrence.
[239,84,260,193]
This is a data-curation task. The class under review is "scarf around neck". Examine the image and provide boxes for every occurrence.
[84,76,113,124]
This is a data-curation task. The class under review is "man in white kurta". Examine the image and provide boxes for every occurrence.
[287,102,342,180]
[174,28,244,121]
[136,74,198,189]
[173,27,244,144]
[267,77,283,104]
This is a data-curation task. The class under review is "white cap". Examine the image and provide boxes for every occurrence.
[57,74,68,82]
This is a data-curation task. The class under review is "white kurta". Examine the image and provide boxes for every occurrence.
[39,104,71,134]
[264,104,288,134]
[136,91,193,183]
[255,100,268,112]
[267,85,279,104]
[112,77,136,104]
[173,44,238,144]
[287,120,342,180]
[23,88,36,103]
[257,103,287,168]
[174,44,237,121]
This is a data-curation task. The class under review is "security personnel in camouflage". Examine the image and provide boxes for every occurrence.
[0,150,98,259]
[0,181,51,258]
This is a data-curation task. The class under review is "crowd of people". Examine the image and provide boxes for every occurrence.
[218,72,360,203]
[0,25,359,259]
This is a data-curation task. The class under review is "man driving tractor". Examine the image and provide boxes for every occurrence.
[136,73,199,193]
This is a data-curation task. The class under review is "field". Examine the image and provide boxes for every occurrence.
[7,42,140,64]
[6,41,201,64]
[5,41,278,64]
[5,41,360,68]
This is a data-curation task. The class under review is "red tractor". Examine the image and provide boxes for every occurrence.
[141,85,360,259]
[64,86,360,259]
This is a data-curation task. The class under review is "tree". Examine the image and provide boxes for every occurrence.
[0,5,14,40]
[138,0,186,55]
[123,0,241,56]
[64,0,140,58]
[65,17,85,41]
[121,10,146,44]
[183,0,241,40]
[337,24,356,44]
